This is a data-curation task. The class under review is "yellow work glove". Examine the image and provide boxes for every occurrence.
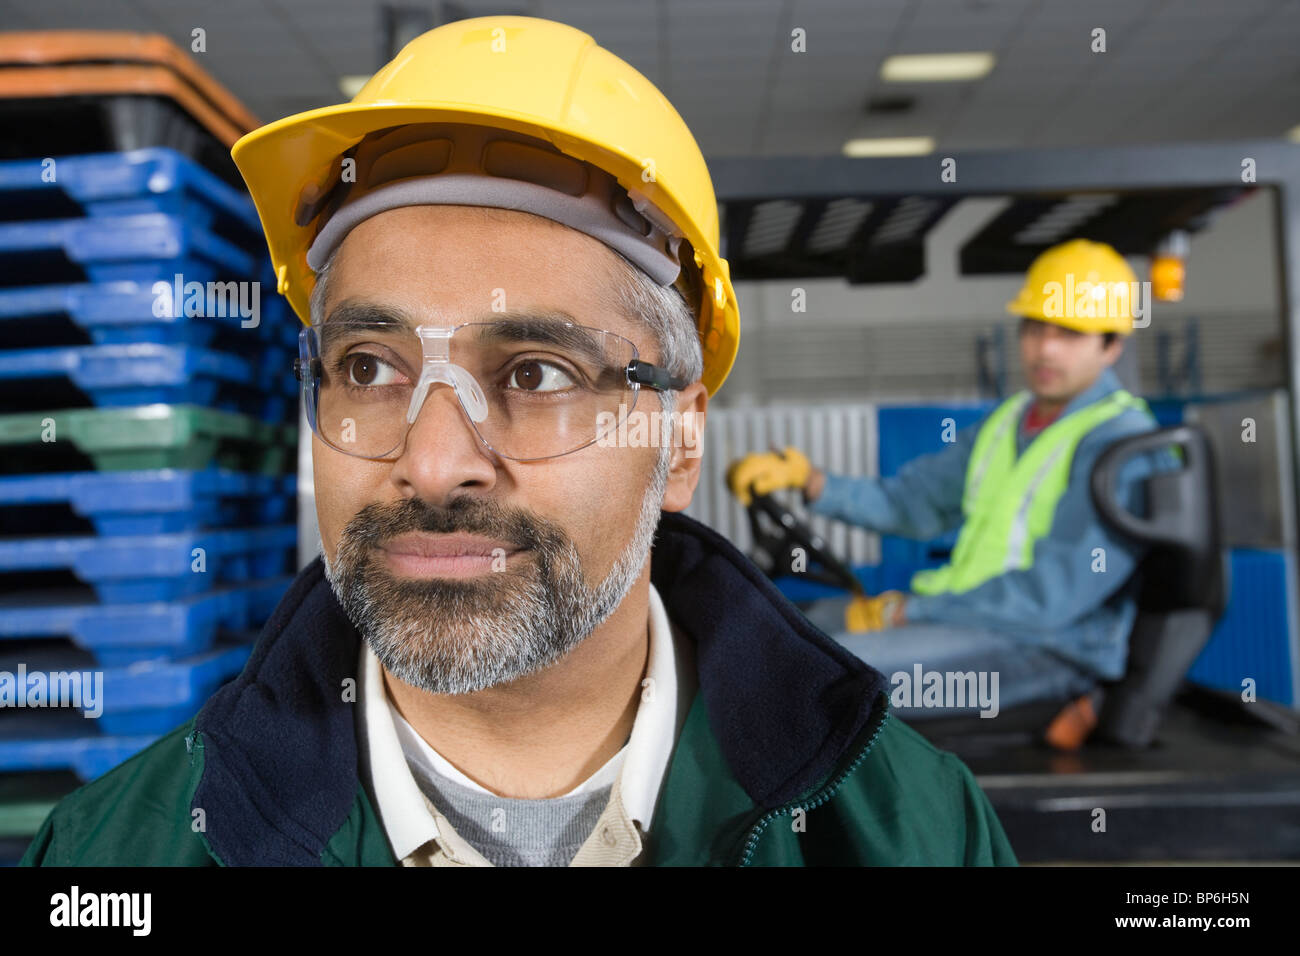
[844,591,906,633]
[726,446,812,507]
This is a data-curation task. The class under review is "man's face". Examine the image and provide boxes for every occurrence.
[1018,318,1122,403]
[315,204,679,695]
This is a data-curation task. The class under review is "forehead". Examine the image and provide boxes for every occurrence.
[322,205,648,349]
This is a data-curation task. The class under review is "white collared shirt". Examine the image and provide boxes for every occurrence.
[356,582,696,865]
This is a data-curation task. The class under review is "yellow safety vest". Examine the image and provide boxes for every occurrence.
[909,388,1149,596]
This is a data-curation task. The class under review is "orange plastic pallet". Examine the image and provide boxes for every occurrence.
[0,31,258,133]
[0,64,246,148]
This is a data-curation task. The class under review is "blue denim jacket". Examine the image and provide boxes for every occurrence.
[809,367,1177,679]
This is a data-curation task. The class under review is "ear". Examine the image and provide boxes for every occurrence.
[1101,335,1125,367]
[660,382,709,514]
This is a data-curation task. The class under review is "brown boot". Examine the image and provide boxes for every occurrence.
[1044,692,1099,751]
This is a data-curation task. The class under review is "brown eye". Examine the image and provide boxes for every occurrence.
[345,352,397,387]
[508,360,574,392]
[513,360,543,390]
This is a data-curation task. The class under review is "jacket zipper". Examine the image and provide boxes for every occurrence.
[735,691,891,866]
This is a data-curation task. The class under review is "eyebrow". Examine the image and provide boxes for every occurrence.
[471,316,610,366]
[321,301,419,332]
[321,301,618,365]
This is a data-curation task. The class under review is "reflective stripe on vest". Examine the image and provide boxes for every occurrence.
[909,388,1149,597]
[962,393,1031,514]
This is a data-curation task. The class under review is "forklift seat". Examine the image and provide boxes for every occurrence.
[915,423,1229,749]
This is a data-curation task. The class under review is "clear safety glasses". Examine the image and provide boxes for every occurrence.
[294,314,689,462]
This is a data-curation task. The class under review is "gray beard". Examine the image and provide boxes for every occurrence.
[323,446,670,695]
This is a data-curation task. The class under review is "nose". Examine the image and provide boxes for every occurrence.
[387,380,499,503]
[1037,326,1068,357]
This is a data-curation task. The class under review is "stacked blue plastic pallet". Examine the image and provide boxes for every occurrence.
[0,147,298,784]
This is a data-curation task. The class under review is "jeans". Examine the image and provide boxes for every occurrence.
[802,596,1098,721]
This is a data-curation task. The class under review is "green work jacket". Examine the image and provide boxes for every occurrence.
[23,511,1016,867]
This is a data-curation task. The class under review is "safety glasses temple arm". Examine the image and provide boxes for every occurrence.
[626,359,690,392]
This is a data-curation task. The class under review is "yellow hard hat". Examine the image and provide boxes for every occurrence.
[1006,238,1139,335]
[230,15,738,395]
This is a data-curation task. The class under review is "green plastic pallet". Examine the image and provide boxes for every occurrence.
[0,404,297,473]
[0,798,58,839]
[0,770,81,838]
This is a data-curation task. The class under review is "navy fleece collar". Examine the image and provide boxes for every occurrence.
[193,510,888,866]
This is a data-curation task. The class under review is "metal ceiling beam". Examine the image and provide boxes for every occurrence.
[709,140,1300,198]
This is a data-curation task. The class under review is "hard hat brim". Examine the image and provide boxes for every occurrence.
[1006,301,1133,336]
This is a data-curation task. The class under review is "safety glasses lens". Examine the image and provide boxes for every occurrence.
[300,320,641,460]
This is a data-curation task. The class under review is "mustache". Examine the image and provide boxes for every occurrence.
[340,496,548,553]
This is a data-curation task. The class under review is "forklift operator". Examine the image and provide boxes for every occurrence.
[728,239,1178,727]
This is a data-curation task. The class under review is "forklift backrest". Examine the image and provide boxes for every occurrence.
[1091,424,1226,617]
[1089,423,1230,747]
